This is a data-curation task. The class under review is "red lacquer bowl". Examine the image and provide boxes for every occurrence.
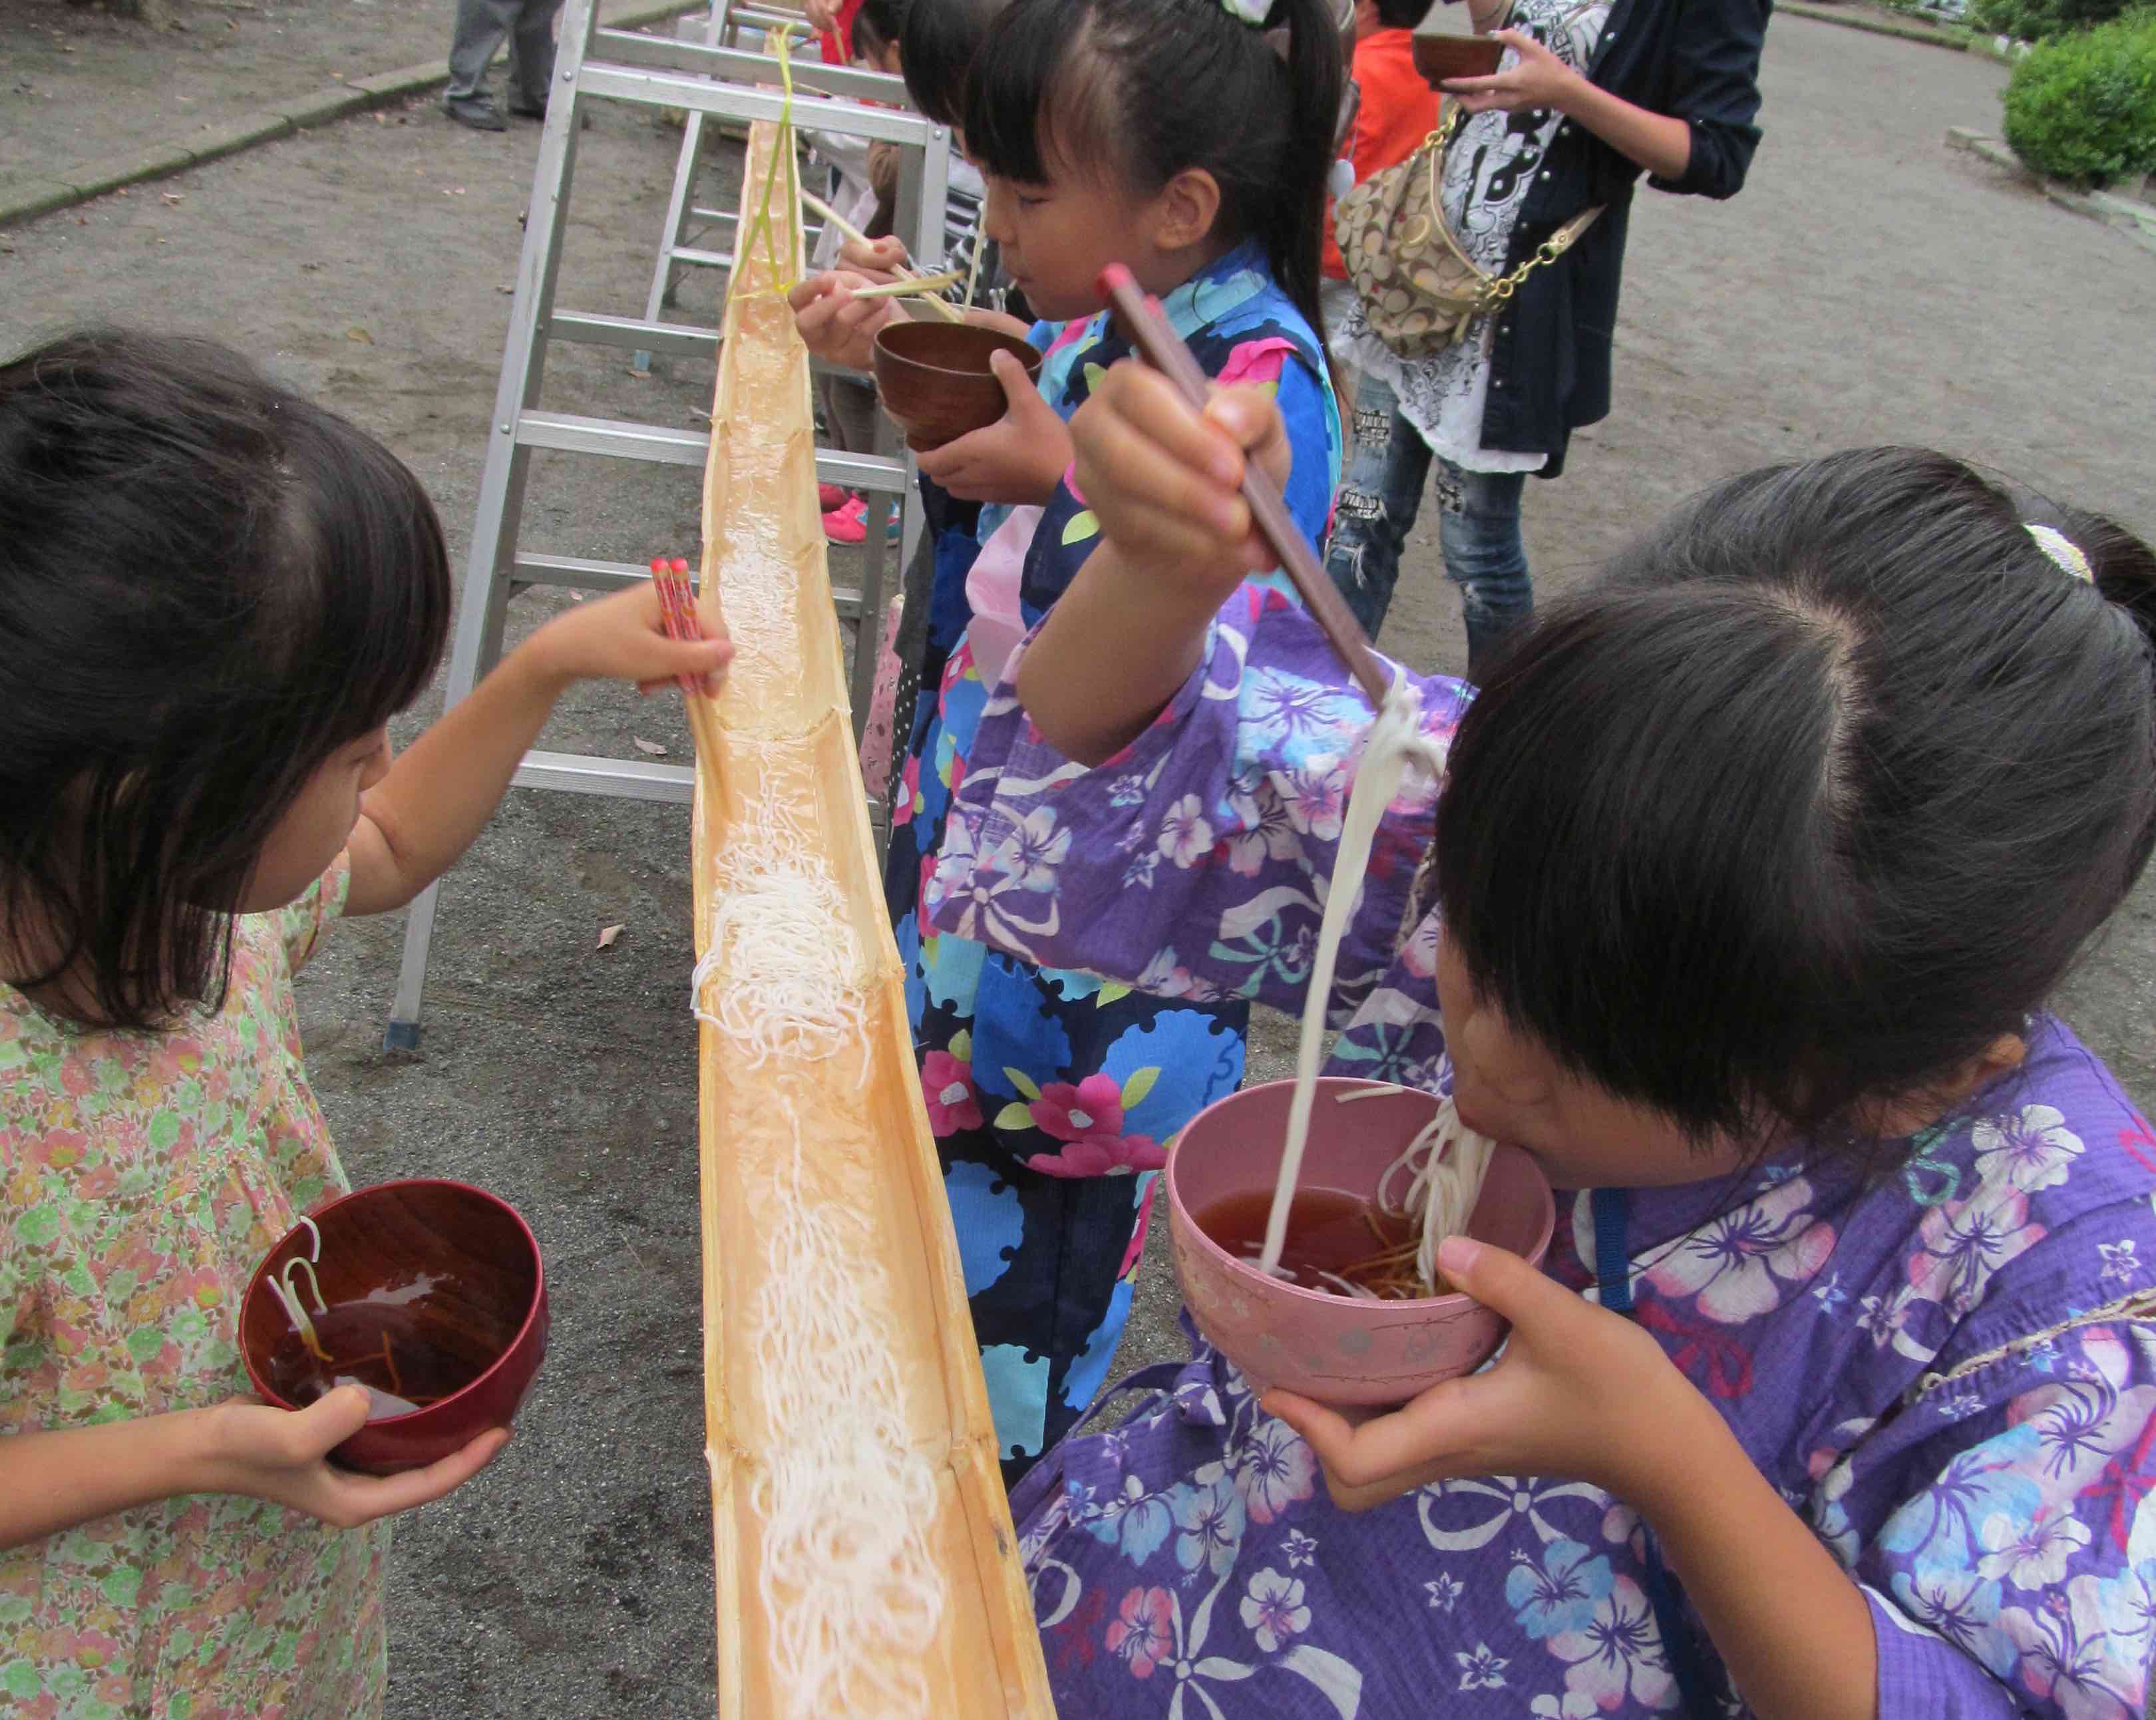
[240,1179,549,1476]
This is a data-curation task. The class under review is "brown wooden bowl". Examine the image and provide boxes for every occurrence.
[1412,31,1505,85]
[240,1179,548,1476]
[871,320,1045,452]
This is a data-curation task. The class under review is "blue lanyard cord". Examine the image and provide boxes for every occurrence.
[1588,1186,1719,1720]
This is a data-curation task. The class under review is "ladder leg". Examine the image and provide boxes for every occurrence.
[637,110,711,373]
[387,0,598,1049]
[635,0,729,373]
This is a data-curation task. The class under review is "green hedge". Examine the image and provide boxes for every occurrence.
[2000,8,2156,184]
[1971,0,2133,42]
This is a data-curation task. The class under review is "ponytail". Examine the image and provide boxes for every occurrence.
[1262,0,1353,343]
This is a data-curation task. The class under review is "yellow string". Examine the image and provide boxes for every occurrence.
[730,21,807,303]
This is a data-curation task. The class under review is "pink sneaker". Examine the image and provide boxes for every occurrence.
[822,495,868,544]
[818,482,848,512]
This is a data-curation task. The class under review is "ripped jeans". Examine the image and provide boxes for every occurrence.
[1322,370,1532,673]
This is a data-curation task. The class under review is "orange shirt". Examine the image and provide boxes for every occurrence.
[1323,27,1442,281]
[818,0,865,64]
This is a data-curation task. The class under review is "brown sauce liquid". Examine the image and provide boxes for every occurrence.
[1195,1188,1415,1295]
[266,1297,480,1419]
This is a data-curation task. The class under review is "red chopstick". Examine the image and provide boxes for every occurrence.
[1094,263,1389,707]
[650,556,705,698]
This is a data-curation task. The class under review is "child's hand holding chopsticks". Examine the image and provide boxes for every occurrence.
[1069,359,1294,596]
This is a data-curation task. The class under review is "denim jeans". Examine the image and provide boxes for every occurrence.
[447,0,564,104]
[1322,371,1533,673]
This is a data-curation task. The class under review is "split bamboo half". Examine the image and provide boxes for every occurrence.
[687,120,1053,1718]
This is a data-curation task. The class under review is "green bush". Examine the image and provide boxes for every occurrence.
[1971,0,2131,42]
[2000,9,2156,184]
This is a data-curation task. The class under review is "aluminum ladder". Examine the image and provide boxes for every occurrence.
[384,0,951,1047]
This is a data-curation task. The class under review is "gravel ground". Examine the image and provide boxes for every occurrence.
[2,8,2152,1714]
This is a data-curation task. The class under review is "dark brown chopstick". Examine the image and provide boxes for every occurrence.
[1095,262,1391,707]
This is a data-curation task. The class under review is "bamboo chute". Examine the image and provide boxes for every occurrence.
[687,118,1052,1718]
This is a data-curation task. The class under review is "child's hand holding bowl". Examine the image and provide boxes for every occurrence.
[913,349,1071,505]
[1262,1234,1702,1514]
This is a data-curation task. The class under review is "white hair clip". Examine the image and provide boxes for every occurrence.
[2027,522,2093,584]
[1219,0,1272,23]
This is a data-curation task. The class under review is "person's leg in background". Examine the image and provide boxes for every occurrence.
[816,375,891,545]
[507,0,566,117]
[1322,376,1432,640]
[445,0,522,128]
[1432,456,1531,677]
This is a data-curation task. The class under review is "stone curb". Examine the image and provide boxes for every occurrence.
[1947,126,2156,257]
[1781,1,2024,62]
[1784,1,1968,49]
[0,0,699,232]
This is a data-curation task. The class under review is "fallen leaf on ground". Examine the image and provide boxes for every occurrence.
[346,327,373,345]
[160,192,184,205]
[633,737,668,757]
[597,924,626,951]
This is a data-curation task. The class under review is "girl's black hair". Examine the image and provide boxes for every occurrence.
[900,0,1006,127]
[851,0,910,62]
[963,0,1346,341]
[1373,0,1437,29]
[1430,446,2156,1164]
[0,330,452,1031]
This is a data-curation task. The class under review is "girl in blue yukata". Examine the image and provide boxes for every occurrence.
[925,363,2156,1717]
[793,0,1349,1484]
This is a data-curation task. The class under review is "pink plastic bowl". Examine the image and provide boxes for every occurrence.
[1167,1077,1554,1407]
[240,1179,549,1476]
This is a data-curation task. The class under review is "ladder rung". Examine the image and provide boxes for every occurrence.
[590,30,914,107]
[513,414,908,500]
[688,208,737,224]
[817,450,908,493]
[550,311,719,358]
[578,63,941,144]
[667,246,735,269]
[514,749,694,802]
[518,410,708,466]
[514,553,653,591]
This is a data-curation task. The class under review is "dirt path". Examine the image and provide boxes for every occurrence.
[1,9,2150,1715]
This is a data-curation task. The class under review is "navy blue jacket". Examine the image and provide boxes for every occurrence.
[1479,0,1769,475]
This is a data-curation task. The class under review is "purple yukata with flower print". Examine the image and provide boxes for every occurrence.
[887,241,1342,1485]
[926,588,2156,1718]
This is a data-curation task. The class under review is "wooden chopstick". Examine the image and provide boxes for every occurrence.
[841,270,964,301]
[1095,263,1391,707]
[799,188,967,325]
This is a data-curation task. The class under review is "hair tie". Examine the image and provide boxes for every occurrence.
[1219,0,1285,27]
[2026,522,2093,584]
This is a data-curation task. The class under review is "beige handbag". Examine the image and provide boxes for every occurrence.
[1334,106,1601,359]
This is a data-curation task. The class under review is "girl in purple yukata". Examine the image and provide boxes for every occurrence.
[924,359,2156,1718]
[795,0,1349,1483]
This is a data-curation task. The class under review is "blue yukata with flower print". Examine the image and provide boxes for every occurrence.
[924,590,2156,1716]
[886,240,1342,1486]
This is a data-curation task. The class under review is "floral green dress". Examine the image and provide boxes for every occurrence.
[0,858,387,1720]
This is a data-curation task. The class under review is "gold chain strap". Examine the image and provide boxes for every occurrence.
[1415,104,1600,313]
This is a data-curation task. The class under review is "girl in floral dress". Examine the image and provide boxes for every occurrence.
[0,331,730,1719]
[793,0,1348,1482]
[925,365,2156,1717]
